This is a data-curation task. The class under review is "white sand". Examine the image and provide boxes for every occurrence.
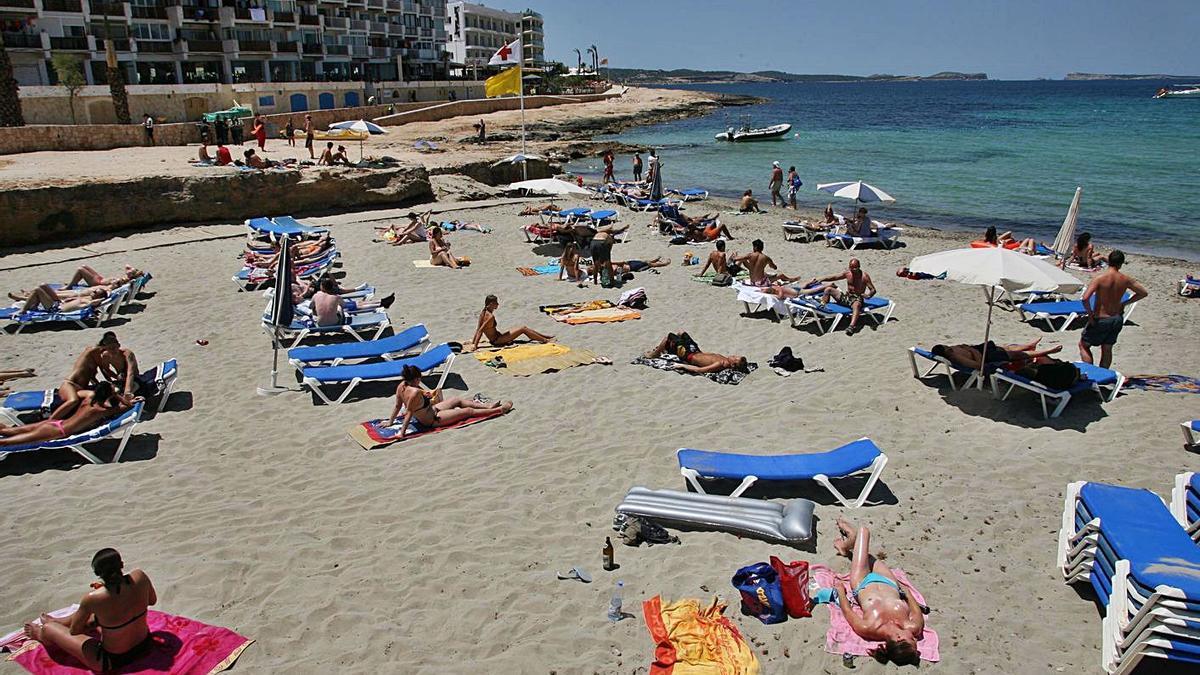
[0,197,1197,674]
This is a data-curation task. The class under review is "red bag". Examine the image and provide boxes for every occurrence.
[770,556,812,619]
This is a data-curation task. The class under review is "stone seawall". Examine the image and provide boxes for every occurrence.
[1,165,434,248]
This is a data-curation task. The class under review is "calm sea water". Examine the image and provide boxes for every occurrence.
[568,80,1200,261]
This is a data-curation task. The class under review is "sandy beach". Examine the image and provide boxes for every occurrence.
[1,178,1197,673]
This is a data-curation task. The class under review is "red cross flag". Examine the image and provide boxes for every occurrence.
[488,38,522,66]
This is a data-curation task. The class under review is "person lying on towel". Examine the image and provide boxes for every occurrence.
[0,382,137,447]
[931,338,1062,370]
[645,331,748,375]
[831,518,924,666]
[469,294,553,351]
[519,203,561,216]
[20,548,158,672]
[387,364,512,439]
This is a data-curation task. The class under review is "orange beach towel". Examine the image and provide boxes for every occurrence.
[643,596,760,675]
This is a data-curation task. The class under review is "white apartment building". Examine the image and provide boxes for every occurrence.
[444,1,542,75]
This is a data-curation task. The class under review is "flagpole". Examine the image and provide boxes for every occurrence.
[518,63,527,181]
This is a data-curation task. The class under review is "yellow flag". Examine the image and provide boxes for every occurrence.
[485,66,522,98]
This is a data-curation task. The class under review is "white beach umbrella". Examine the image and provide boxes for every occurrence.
[328,119,386,160]
[908,247,1083,386]
[1051,186,1083,259]
[508,178,590,197]
[817,180,896,204]
[493,152,543,166]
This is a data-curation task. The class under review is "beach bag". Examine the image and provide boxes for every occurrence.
[618,287,648,309]
[711,272,733,287]
[1031,361,1080,390]
[732,562,788,624]
[769,556,812,618]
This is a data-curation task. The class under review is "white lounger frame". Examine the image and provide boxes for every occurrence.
[268,314,391,349]
[1182,423,1197,449]
[1169,472,1199,541]
[907,347,985,391]
[301,353,455,405]
[4,287,127,334]
[0,407,141,465]
[678,448,888,509]
[787,298,897,335]
[990,368,1124,419]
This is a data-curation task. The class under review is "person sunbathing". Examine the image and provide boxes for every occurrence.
[696,240,733,277]
[63,265,142,290]
[440,220,491,234]
[814,258,878,335]
[612,257,670,275]
[243,239,332,268]
[520,203,561,216]
[559,242,586,282]
[0,382,136,447]
[822,203,840,227]
[193,143,213,164]
[386,365,512,439]
[331,145,353,166]
[428,226,466,268]
[375,211,431,245]
[930,338,1062,370]
[731,239,801,287]
[1061,232,1104,269]
[243,149,275,169]
[10,285,107,314]
[94,331,142,404]
[0,368,35,396]
[21,548,157,673]
[831,517,924,666]
[738,189,763,213]
[684,219,734,242]
[469,294,553,351]
[645,331,749,374]
[309,277,394,326]
[982,225,1038,253]
[846,208,876,238]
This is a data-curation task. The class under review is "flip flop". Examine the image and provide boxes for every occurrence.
[555,567,592,583]
[592,356,613,365]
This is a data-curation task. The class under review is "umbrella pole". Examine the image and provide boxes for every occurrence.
[978,287,995,390]
[257,328,288,396]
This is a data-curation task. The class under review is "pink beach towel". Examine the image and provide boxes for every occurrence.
[6,610,252,675]
[810,564,940,663]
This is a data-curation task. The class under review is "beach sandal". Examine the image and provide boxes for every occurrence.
[555,567,592,583]
[484,356,507,368]
[592,356,613,365]
[471,393,492,404]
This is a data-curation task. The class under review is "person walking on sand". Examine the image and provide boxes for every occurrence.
[141,114,154,146]
[304,114,315,159]
[602,150,615,184]
[1078,250,1148,368]
[252,115,267,151]
[469,294,553,351]
[284,117,296,147]
[769,161,784,207]
[632,152,643,182]
[786,166,802,210]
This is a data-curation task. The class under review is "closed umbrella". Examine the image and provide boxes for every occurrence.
[507,178,590,197]
[328,119,386,160]
[908,247,1083,387]
[258,235,295,395]
[649,156,664,201]
[1051,186,1083,260]
[817,180,896,204]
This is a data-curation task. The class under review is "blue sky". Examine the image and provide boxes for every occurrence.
[480,0,1200,79]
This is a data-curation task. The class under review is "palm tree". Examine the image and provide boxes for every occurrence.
[588,44,598,75]
[102,17,131,124]
[0,33,25,126]
[573,48,582,73]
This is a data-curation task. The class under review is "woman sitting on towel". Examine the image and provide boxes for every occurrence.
[428,226,466,269]
[21,548,157,672]
[469,294,553,351]
[1061,232,1105,269]
[559,242,586,283]
[831,518,923,665]
[0,382,137,447]
[387,365,512,439]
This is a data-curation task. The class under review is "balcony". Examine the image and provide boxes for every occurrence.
[186,38,223,51]
[104,37,132,50]
[50,35,89,49]
[349,44,367,57]
[347,18,366,30]
[181,5,214,20]
[42,0,83,11]
[1,31,42,48]
[237,38,271,51]
[368,45,387,58]
[275,39,296,51]
[298,13,318,24]
[131,4,166,18]
[0,0,36,8]
[385,0,399,8]
[322,15,346,28]
[89,2,126,17]
[368,20,385,33]
[271,9,294,22]
[365,0,380,6]
[325,43,347,55]
[300,41,321,54]
[418,26,429,37]
[135,39,174,52]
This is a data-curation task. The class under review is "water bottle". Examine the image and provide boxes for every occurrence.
[607,580,624,622]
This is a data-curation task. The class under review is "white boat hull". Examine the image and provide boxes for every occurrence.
[715,123,792,142]
[1153,86,1200,98]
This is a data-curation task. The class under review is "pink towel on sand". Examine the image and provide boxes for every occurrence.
[6,610,252,675]
[810,564,940,663]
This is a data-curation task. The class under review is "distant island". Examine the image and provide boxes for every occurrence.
[605,68,987,84]
[1066,72,1200,80]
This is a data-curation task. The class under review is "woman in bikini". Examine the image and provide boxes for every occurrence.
[0,382,135,447]
[22,548,157,672]
[63,265,141,290]
[559,242,585,282]
[428,226,460,268]
[1062,232,1104,269]
[95,332,142,402]
[386,365,512,439]
[10,285,108,314]
[833,517,924,666]
[469,295,553,351]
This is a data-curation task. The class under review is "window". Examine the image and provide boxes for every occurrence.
[132,22,170,40]
[258,95,275,106]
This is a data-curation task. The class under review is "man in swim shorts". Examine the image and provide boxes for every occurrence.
[1079,250,1147,368]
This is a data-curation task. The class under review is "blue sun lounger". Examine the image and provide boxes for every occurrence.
[246,216,327,240]
[268,310,391,348]
[0,360,179,424]
[234,248,340,291]
[676,437,889,508]
[990,361,1124,419]
[1,287,127,333]
[1169,472,1200,542]
[0,401,144,465]
[785,296,896,335]
[587,209,619,225]
[287,324,429,368]
[1058,481,1200,674]
[907,346,995,390]
[299,343,455,405]
[667,187,709,201]
[1183,421,1199,448]
[1018,292,1138,332]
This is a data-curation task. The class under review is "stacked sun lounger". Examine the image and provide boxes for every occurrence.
[1182,421,1199,448]
[1169,472,1200,542]
[1018,292,1139,332]
[990,361,1123,419]
[1058,481,1200,673]
[246,215,328,241]
[1179,276,1199,297]
[234,217,340,291]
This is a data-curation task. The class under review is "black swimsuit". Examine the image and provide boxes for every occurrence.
[91,576,151,672]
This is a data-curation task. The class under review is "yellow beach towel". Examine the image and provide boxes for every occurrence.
[472,343,597,376]
[472,342,568,364]
[561,307,641,325]
[643,595,760,675]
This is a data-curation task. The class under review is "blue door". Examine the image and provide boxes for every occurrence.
[289,93,308,112]
[344,91,359,107]
[318,92,335,110]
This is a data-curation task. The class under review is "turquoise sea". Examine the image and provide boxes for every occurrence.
[567,80,1200,261]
